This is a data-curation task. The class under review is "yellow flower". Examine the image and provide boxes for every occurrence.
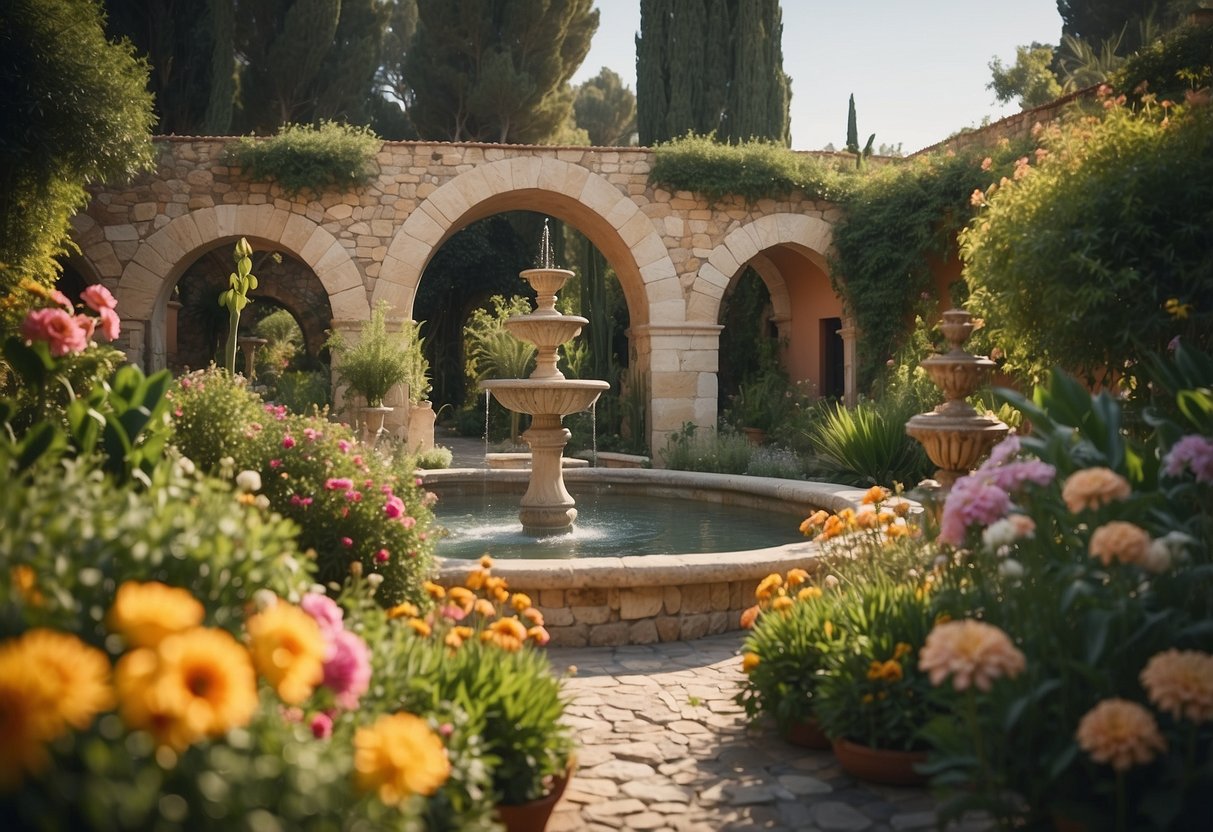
[511,593,532,612]
[484,617,528,652]
[919,620,1026,692]
[785,568,809,588]
[448,586,475,610]
[797,586,823,601]
[18,628,114,730]
[354,712,450,805]
[1164,297,1192,319]
[892,500,911,518]
[1088,521,1151,567]
[444,630,465,650]
[473,598,497,618]
[861,485,889,505]
[823,620,834,639]
[1061,467,1131,513]
[407,618,432,638]
[1140,649,1213,724]
[1076,698,1167,772]
[819,515,847,541]
[772,596,794,613]
[117,628,258,751]
[754,573,782,601]
[799,510,829,535]
[388,602,420,620]
[485,577,510,604]
[246,603,326,705]
[11,565,43,607]
[742,652,761,673]
[107,581,204,649]
[423,581,446,600]
[892,642,913,662]
[478,555,494,569]
[465,569,488,591]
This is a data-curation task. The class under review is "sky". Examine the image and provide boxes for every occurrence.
[570,1,1065,153]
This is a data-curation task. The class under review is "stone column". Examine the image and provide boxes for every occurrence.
[630,322,723,461]
[837,319,858,407]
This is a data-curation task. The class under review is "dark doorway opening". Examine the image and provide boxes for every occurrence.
[821,317,844,399]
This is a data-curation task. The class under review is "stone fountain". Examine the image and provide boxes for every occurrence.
[905,308,1008,489]
[480,231,610,535]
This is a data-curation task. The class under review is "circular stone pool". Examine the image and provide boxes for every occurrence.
[422,468,870,647]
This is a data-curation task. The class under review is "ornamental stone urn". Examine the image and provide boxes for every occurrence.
[905,309,1008,489]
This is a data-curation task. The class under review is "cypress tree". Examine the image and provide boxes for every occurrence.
[636,0,791,146]
[845,94,858,153]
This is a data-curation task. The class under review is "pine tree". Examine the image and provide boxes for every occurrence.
[404,0,598,144]
[574,68,637,146]
[636,0,790,146]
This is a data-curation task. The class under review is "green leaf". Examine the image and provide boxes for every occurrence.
[16,422,66,471]
[3,337,52,386]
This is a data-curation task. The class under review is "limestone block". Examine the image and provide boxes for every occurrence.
[708,611,731,635]
[588,622,629,647]
[112,241,138,262]
[320,262,363,295]
[131,203,157,222]
[650,397,696,429]
[662,586,682,615]
[329,285,370,319]
[547,625,588,648]
[278,212,315,255]
[650,372,699,399]
[646,277,682,304]
[539,589,564,607]
[86,243,122,278]
[395,207,444,251]
[706,246,741,280]
[681,584,711,615]
[256,206,290,242]
[650,299,685,322]
[686,290,720,325]
[696,372,718,399]
[710,582,730,611]
[508,156,542,190]
[730,581,748,610]
[620,587,663,620]
[579,174,625,217]
[131,242,172,278]
[370,219,394,238]
[104,224,138,242]
[679,614,709,640]
[299,232,339,270]
[679,350,718,373]
[631,233,669,269]
[566,588,607,606]
[571,606,611,625]
[655,616,682,642]
[425,182,471,225]
[628,619,659,645]
[540,606,574,627]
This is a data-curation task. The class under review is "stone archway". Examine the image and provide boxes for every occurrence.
[693,213,855,403]
[376,159,691,452]
[115,205,368,369]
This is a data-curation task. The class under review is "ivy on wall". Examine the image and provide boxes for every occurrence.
[225,121,380,196]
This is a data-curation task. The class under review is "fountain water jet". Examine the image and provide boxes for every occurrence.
[480,227,609,535]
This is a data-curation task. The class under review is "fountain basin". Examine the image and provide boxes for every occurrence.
[481,378,609,417]
[504,315,587,350]
[424,468,872,646]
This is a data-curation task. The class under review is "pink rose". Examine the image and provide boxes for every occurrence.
[21,308,88,356]
[300,593,344,633]
[97,306,121,341]
[81,284,117,312]
[384,495,405,519]
[310,712,333,739]
[322,629,371,709]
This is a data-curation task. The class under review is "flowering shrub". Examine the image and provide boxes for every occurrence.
[920,352,1213,829]
[170,368,436,606]
[362,557,571,808]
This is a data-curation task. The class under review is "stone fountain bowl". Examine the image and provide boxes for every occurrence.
[481,378,609,417]
[504,315,587,347]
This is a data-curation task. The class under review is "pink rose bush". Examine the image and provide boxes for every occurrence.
[19,285,120,357]
[300,591,372,711]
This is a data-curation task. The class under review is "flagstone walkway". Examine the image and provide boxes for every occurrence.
[545,633,987,832]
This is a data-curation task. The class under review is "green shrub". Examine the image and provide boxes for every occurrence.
[744,446,806,479]
[806,399,932,488]
[269,369,331,414]
[225,121,380,196]
[659,423,754,474]
[327,300,428,408]
[168,367,265,473]
[962,101,1213,385]
[650,134,852,203]
[1112,20,1213,101]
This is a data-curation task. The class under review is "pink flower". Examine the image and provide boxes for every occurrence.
[987,460,1056,493]
[300,593,344,634]
[384,495,405,519]
[939,476,1012,546]
[322,629,371,709]
[270,459,282,469]
[983,435,1021,468]
[439,604,467,622]
[50,289,74,313]
[337,440,351,453]
[21,308,89,356]
[303,428,321,442]
[401,516,417,529]
[344,490,362,502]
[375,549,390,563]
[980,156,993,171]
[340,537,353,548]
[310,712,333,739]
[282,435,296,449]
[81,284,117,312]
[325,477,354,491]
[1163,435,1213,484]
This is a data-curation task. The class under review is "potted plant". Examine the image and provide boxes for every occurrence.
[371,558,574,832]
[327,301,428,437]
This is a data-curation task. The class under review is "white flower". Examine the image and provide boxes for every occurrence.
[176,455,197,476]
[1144,531,1192,574]
[253,589,279,611]
[998,559,1025,579]
[981,514,1035,552]
[367,573,385,589]
[236,470,262,493]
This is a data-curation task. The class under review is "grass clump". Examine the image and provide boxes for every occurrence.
[226,121,380,196]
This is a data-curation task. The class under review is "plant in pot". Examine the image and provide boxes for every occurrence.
[735,568,844,749]
[327,301,425,438]
[373,558,574,832]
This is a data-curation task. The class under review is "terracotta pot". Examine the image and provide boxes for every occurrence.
[783,718,831,750]
[495,766,572,832]
[831,737,928,787]
[741,427,767,446]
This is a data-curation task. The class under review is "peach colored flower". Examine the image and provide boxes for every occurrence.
[1076,698,1166,772]
[785,568,810,588]
[1061,467,1131,513]
[739,605,760,629]
[1088,521,1151,567]
[1139,649,1213,724]
[919,619,1026,692]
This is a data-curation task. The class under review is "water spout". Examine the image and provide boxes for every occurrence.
[538,218,555,269]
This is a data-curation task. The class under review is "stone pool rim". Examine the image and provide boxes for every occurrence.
[420,468,874,646]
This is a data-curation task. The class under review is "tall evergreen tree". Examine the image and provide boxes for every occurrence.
[636,0,790,146]
[403,0,598,144]
[573,68,636,146]
[375,0,419,138]
[313,0,391,125]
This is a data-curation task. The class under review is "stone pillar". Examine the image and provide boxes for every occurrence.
[630,322,723,462]
[328,316,413,439]
[121,319,147,370]
[837,319,858,407]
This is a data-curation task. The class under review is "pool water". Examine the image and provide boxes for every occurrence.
[433,489,804,559]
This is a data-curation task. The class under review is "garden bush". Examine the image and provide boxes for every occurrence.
[805,398,932,488]
[224,121,380,196]
[659,423,754,474]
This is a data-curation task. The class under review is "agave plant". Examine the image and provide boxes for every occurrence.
[806,399,931,488]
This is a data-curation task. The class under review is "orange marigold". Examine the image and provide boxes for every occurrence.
[919,619,1026,692]
[742,652,761,673]
[423,581,446,600]
[1140,649,1213,724]
[354,712,450,804]
[754,573,782,601]
[785,568,810,587]
[797,586,823,601]
[1088,521,1151,567]
[1061,467,1131,513]
[739,605,761,629]
[861,485,890,505]
[485,617,528,652]
[246,603,326,705]
[1076,698,1166,772]
[772,596,794,612]
[107,581,205,649]
[388,602,420,620]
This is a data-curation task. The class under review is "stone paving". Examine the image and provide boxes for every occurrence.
[542,633,982,832]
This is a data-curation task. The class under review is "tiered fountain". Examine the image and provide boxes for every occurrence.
[905,308,1008,489]
[480,226,610,535]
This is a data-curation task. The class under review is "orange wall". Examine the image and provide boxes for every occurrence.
[767,247,842,395]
